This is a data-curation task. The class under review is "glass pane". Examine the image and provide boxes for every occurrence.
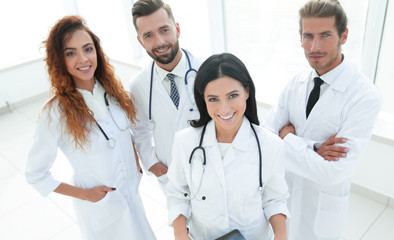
[375,0,394,116]
[224,0,369,104]
[0,0,65,69]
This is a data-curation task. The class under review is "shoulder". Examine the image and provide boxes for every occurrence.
[254,124,284,150]
[344,61,381,103]
[129,64,151,91]
[40,97,61,120]
[292,69,311,84]
[35,97,63,133]
[186,50,206,69]
[279,69,311,96]
[174,125,201,142]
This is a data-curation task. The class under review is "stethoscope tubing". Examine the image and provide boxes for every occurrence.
[94,92,130,148]
[187,121,263,200]
[148,48,197,124]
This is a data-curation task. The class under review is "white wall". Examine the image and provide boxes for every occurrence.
[0,60,49,110]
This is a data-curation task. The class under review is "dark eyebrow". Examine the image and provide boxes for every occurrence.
[226,90,240,96]
[64,43,93,51]
[159,25,170,30]
[206,90,240,98]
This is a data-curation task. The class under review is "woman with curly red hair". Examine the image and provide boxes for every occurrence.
[25,16,156,240]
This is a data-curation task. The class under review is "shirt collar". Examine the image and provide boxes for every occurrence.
[311,55,351,92]
[155,50,188,81]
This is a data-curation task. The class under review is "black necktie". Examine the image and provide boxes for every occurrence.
[167,73,180,109]
[306,77,324,118]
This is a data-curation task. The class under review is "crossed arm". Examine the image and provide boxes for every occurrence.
[279,124,349,161]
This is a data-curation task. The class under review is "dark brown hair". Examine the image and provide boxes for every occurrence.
[191,53,259,128]
[299,0,348,36]
[132,0,175,30]
[43,16,136,149]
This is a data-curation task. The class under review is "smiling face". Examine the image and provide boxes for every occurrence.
[301,16,348,75]
[135,8,181,71]
[63,29,97,91]
[204,76,249,143]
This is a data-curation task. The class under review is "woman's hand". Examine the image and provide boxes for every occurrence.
[54,183,116,202]
[82,186,116,202]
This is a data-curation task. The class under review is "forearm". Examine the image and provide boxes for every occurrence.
[269,213,287,240]
[54,182,86,200]
[54,182,114,202]
[173,215,189,239]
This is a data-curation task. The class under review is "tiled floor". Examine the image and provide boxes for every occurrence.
[0,97,393,240]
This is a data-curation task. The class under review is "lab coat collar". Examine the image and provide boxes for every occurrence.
[76,79,102,96]
[155,50,188,81]
[311,55,353,93]
[203,116,250,152]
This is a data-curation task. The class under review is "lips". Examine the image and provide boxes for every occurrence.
[154,45,171,54]
[219,112,235,120]
[309,53,326,61]
[77,65,91,72]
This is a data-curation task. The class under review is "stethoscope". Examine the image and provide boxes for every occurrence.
[185,121,263,201]
[94,92,131,149]
[147,48,198,131]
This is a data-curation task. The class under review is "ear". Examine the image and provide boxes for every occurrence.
[340,28,348,45]
[137,36,144,47]
[175,23,180,38]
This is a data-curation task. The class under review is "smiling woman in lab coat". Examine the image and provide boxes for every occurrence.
[25,16,155,240]
[166,53,290,240]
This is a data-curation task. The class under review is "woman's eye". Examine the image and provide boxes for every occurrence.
[208,98,218,102]
[65,52,75,57]
[229,94,238,99]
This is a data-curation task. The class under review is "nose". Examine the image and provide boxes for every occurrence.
[78,51,88,62]
[311,38,321,51]
[154,34,166,47]
[219,100,231,115]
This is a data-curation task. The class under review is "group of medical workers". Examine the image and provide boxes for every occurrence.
[25,0,381,239]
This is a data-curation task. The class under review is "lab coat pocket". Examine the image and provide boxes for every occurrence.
[314,192,349,238]
[157,173,169,184]
[84,190,128,232]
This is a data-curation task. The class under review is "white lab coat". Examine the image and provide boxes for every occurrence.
[263,57,381,240]
[25,91,156,240]
[167,117,289,240]
[129,50,202,187]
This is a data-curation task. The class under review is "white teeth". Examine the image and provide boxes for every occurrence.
[220,113,234,120]
[79,66,90,71]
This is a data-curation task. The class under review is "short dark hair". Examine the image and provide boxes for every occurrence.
[191,53,259,128]
[132,0,175,30]
[299,0,348,36]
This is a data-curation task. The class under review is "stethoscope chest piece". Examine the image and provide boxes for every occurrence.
[147,120,155,131]
[108,138,116,149]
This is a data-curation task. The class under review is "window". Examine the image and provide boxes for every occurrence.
[0,0,66,69]
[224,0,369,105]
[375,0,394,117]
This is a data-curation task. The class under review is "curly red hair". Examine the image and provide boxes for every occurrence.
[43,16,136,149]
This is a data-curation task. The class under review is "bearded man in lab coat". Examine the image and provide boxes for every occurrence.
[129,0,203,194]
[263,1,381,239]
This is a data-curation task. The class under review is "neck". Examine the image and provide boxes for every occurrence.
[75,78,95,94]
[215,125,241,143]
[156,49,182,72]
